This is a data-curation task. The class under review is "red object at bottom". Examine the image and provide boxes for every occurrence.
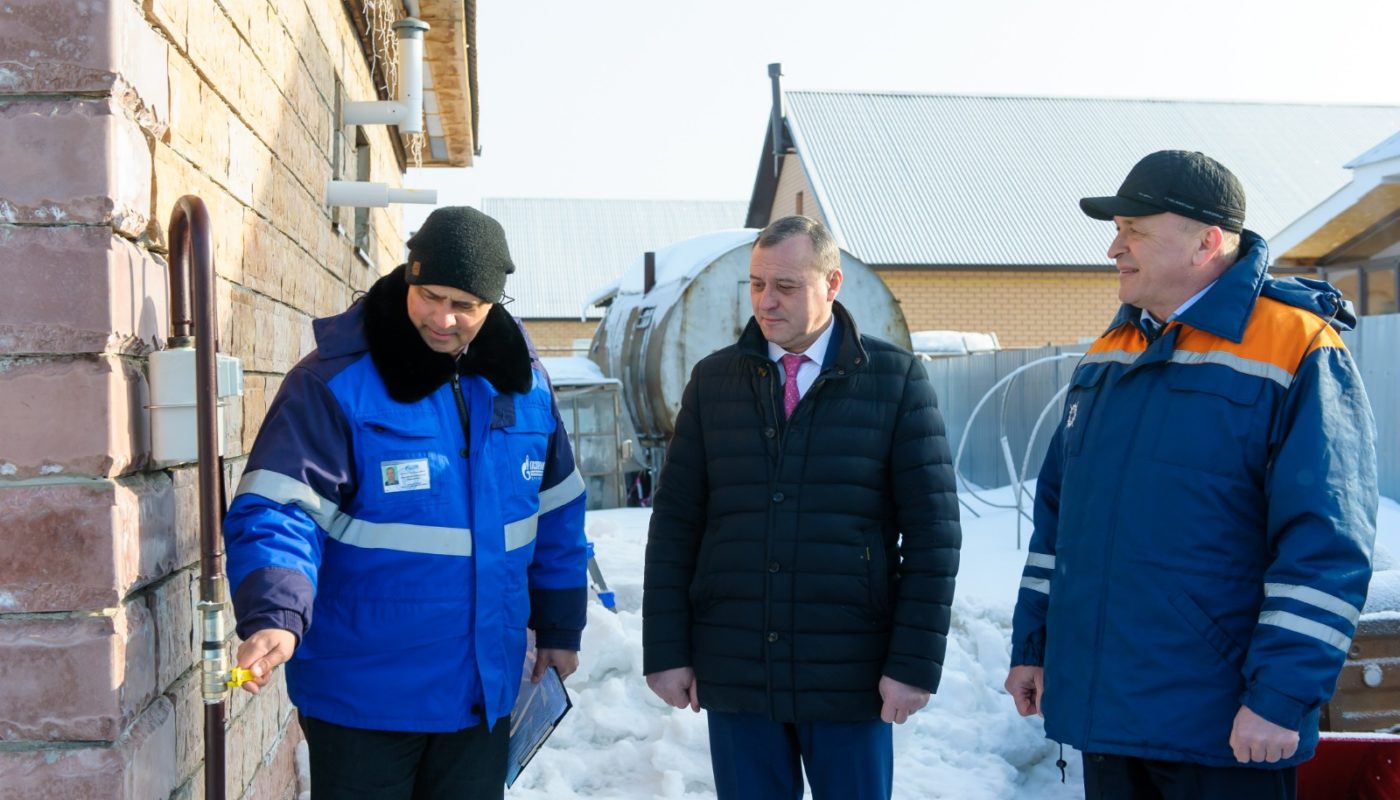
[1299,734,1400,800]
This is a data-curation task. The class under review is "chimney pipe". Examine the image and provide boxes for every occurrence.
[644,251,656,294]
[768,63,784,179]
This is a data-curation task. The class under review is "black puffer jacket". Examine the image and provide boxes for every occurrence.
[643,303,961,722]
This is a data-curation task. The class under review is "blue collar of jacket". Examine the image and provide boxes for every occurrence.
[738,300,867,373]
[1105,229,1270,345]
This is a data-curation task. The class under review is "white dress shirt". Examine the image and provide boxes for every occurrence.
[768,317,835,401]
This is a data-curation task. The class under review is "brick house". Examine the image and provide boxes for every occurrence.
[479,197,747,355]
[747,86,1400,347]
[0,1,478,796]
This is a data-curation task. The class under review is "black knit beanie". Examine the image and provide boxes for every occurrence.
[404,206,516,303]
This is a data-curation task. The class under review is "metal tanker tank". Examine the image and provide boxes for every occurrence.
[589,228,910,467]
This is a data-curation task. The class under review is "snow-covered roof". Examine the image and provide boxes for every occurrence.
[540,356,615,387]
[483,198,748,319]
[611,229,759,297]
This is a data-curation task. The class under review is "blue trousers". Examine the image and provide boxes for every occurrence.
[706,711,893,800]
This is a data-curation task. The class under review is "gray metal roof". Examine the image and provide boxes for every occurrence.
[784,91,1400,267]
[482,198,748,318]
[1347,129,1400,169]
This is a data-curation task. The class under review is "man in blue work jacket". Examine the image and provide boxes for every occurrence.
[1007,150,1378,799]
[224,206,588,799]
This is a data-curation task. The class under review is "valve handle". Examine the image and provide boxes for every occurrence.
[226,667,255,688]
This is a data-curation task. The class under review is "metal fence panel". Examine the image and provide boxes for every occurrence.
[1344,313,1400,501]
[929,312,1399,499]
[926,345,1083,489]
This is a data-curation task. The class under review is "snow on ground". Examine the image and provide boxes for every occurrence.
[509,491,1400,799]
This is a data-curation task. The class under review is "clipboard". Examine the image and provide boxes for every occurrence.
[505,664,572,788]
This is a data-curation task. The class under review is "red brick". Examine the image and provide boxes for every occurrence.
[0,0,168,132]
[0,696,177,800]
[0,474,176,613]
[0,603,156,742]
[0,355,148,478]
[0,98,152,236]
[0,226,169,355]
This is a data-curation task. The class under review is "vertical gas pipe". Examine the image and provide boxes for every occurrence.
[167,195,228,800]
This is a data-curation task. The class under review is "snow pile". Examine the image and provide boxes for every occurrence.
[509,490,1400,798]
[541,357,613,387]
[512,488,1082,799]
[911,330,1001,356]
[1362,496,1400,616]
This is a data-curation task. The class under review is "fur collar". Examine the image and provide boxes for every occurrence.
[363,265,535,403]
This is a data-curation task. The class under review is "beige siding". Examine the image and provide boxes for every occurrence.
[768,153,828,226]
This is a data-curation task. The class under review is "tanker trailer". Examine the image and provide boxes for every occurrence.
[588,228,910,476]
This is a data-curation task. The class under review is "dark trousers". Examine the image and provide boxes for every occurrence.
[1082,753,1296,800]
[706,710,893,800]
[300,714,509,800]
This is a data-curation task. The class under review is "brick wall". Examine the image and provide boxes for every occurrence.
[878,269,1120,348]
[522,319,600,356]
[0,1,411,797]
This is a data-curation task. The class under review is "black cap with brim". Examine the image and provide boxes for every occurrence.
[1079,195,1167,221]
[1078,150,1246,233]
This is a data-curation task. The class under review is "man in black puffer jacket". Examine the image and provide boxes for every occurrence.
[643,216,962,800]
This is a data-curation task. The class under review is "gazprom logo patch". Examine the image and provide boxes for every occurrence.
[521,455,545,482]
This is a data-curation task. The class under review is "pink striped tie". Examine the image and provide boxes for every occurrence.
[781,353,809,419]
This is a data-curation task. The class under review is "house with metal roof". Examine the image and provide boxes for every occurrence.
[1272,129,1400,316]
[746,82,1400,346]
[481,197,747,353]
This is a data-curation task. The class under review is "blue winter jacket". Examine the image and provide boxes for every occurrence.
[1010,231,1378,767]
[224,266,588,733]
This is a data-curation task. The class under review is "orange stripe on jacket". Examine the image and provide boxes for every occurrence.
[1087,297,1346,380]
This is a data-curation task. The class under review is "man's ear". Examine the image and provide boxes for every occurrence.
[826,268,843,302]
[1195,226,1225,267]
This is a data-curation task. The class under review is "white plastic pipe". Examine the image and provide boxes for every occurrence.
[342,17,430,134]
[394,18,427,134]
[325,180,437,207]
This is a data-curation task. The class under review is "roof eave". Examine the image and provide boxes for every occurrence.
[1275,173,1400,264]
[413,0,476,167]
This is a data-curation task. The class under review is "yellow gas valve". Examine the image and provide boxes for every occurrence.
[226,667,256,688]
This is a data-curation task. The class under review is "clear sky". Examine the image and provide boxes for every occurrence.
[404,0,1400,231]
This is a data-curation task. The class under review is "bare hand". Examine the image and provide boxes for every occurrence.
[234,628,297,695]
[533,648,579,682]
[1005,665,1045,717]
[878,676,930,724]
[645,666,700,712]
[1229,705,1299,763]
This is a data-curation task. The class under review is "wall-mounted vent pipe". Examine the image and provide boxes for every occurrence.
[328,17,435,208]
[342,18,430,134]
[325,182,436,207]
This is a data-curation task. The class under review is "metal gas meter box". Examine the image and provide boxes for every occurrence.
[148,347,244,464]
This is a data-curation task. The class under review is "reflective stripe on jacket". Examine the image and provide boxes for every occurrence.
[1011,231,1378,767]
[224,296,587,733]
